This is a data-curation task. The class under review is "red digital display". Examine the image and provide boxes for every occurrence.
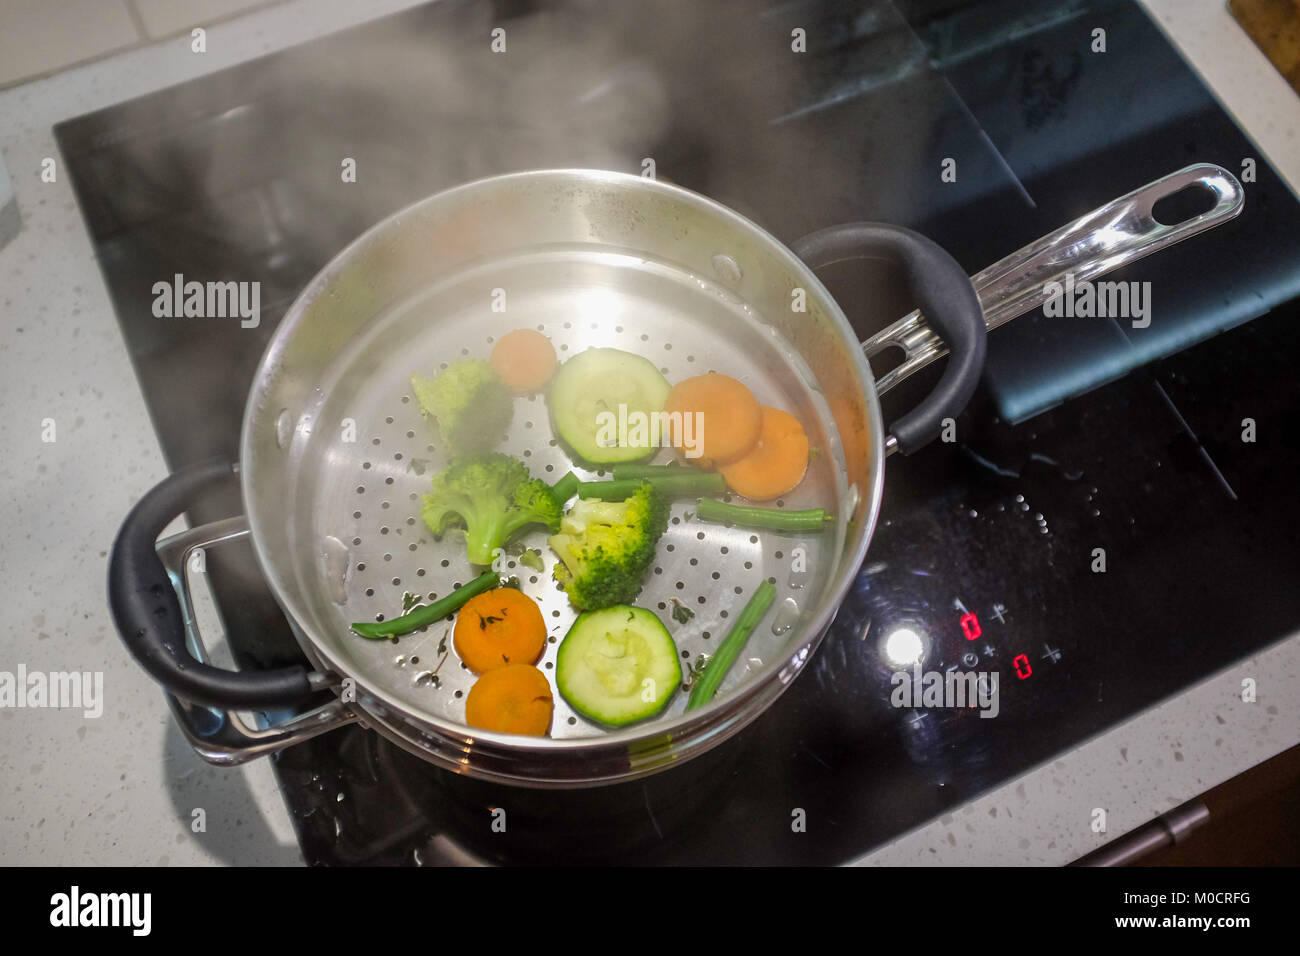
[1013,654,1032,679]
[960,612,981,641]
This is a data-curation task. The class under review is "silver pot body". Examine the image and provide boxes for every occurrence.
[240,169,887,785]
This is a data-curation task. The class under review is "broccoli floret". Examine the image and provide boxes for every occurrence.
[421,454,562,566]
[548,483,669,610]
[411,359,512,456]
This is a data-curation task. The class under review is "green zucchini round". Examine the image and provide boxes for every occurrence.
[556,606,682,726]
[548,348,670,465]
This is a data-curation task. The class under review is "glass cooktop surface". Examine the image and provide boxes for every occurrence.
[59,0,1300,864]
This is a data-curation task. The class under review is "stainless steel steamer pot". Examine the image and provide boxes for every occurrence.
[109,165,1242,787]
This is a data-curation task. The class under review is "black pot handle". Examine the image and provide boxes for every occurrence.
[792,222,985,455]
[108,458,317,709]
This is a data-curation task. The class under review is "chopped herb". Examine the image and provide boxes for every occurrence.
[478,613,504,630]
[503,539,528,557]
[407,457,431,476]
[670,599,695,625]
[683,654,711,690]
[431,647,452,684]
[502,575,522,590]
[401,591,421,612]
[436,630,449,655]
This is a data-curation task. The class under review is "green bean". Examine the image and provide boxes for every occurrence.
[610,463,692,480]
[695,497,831,533]
[577,473,725,500]
[550,471,580,503]
[686,580,778,710]
[350,570,498,640]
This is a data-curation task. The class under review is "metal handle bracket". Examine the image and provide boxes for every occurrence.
[156,515,356,766]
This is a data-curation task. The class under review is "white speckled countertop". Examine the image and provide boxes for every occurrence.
[0,0,1296,866]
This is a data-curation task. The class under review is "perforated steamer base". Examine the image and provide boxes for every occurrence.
[289,245,850,738]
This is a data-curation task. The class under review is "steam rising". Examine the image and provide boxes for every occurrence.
[113,0,824,271]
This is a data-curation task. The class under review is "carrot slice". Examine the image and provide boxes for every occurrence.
[465,664,554,736]
[663,373,762,465]
[490,329,557,393]
[719,406,810,501]
[453,587,547,673]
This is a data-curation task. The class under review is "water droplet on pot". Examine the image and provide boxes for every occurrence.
[771,597,800,636]
[711,253,742,285]
[321,536,349,605]
[275,409,293,449]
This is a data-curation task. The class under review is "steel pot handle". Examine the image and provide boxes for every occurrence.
[792,223,985,455]
[858,163,1245,444]
[154,513,357,764]
[108,458,326,709]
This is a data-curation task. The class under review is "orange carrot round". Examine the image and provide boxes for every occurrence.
[490,329,557,393]
[719,406,810,500]
[663,373,762,465]
[465,664,554,736]
[453,587,547,673]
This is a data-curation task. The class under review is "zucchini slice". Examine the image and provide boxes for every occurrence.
[548,348,670,465]
[556,606,682,726]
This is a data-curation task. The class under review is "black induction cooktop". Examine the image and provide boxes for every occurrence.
[60,0,1300,864]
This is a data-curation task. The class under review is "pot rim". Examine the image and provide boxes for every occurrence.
[239,167,886,757]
